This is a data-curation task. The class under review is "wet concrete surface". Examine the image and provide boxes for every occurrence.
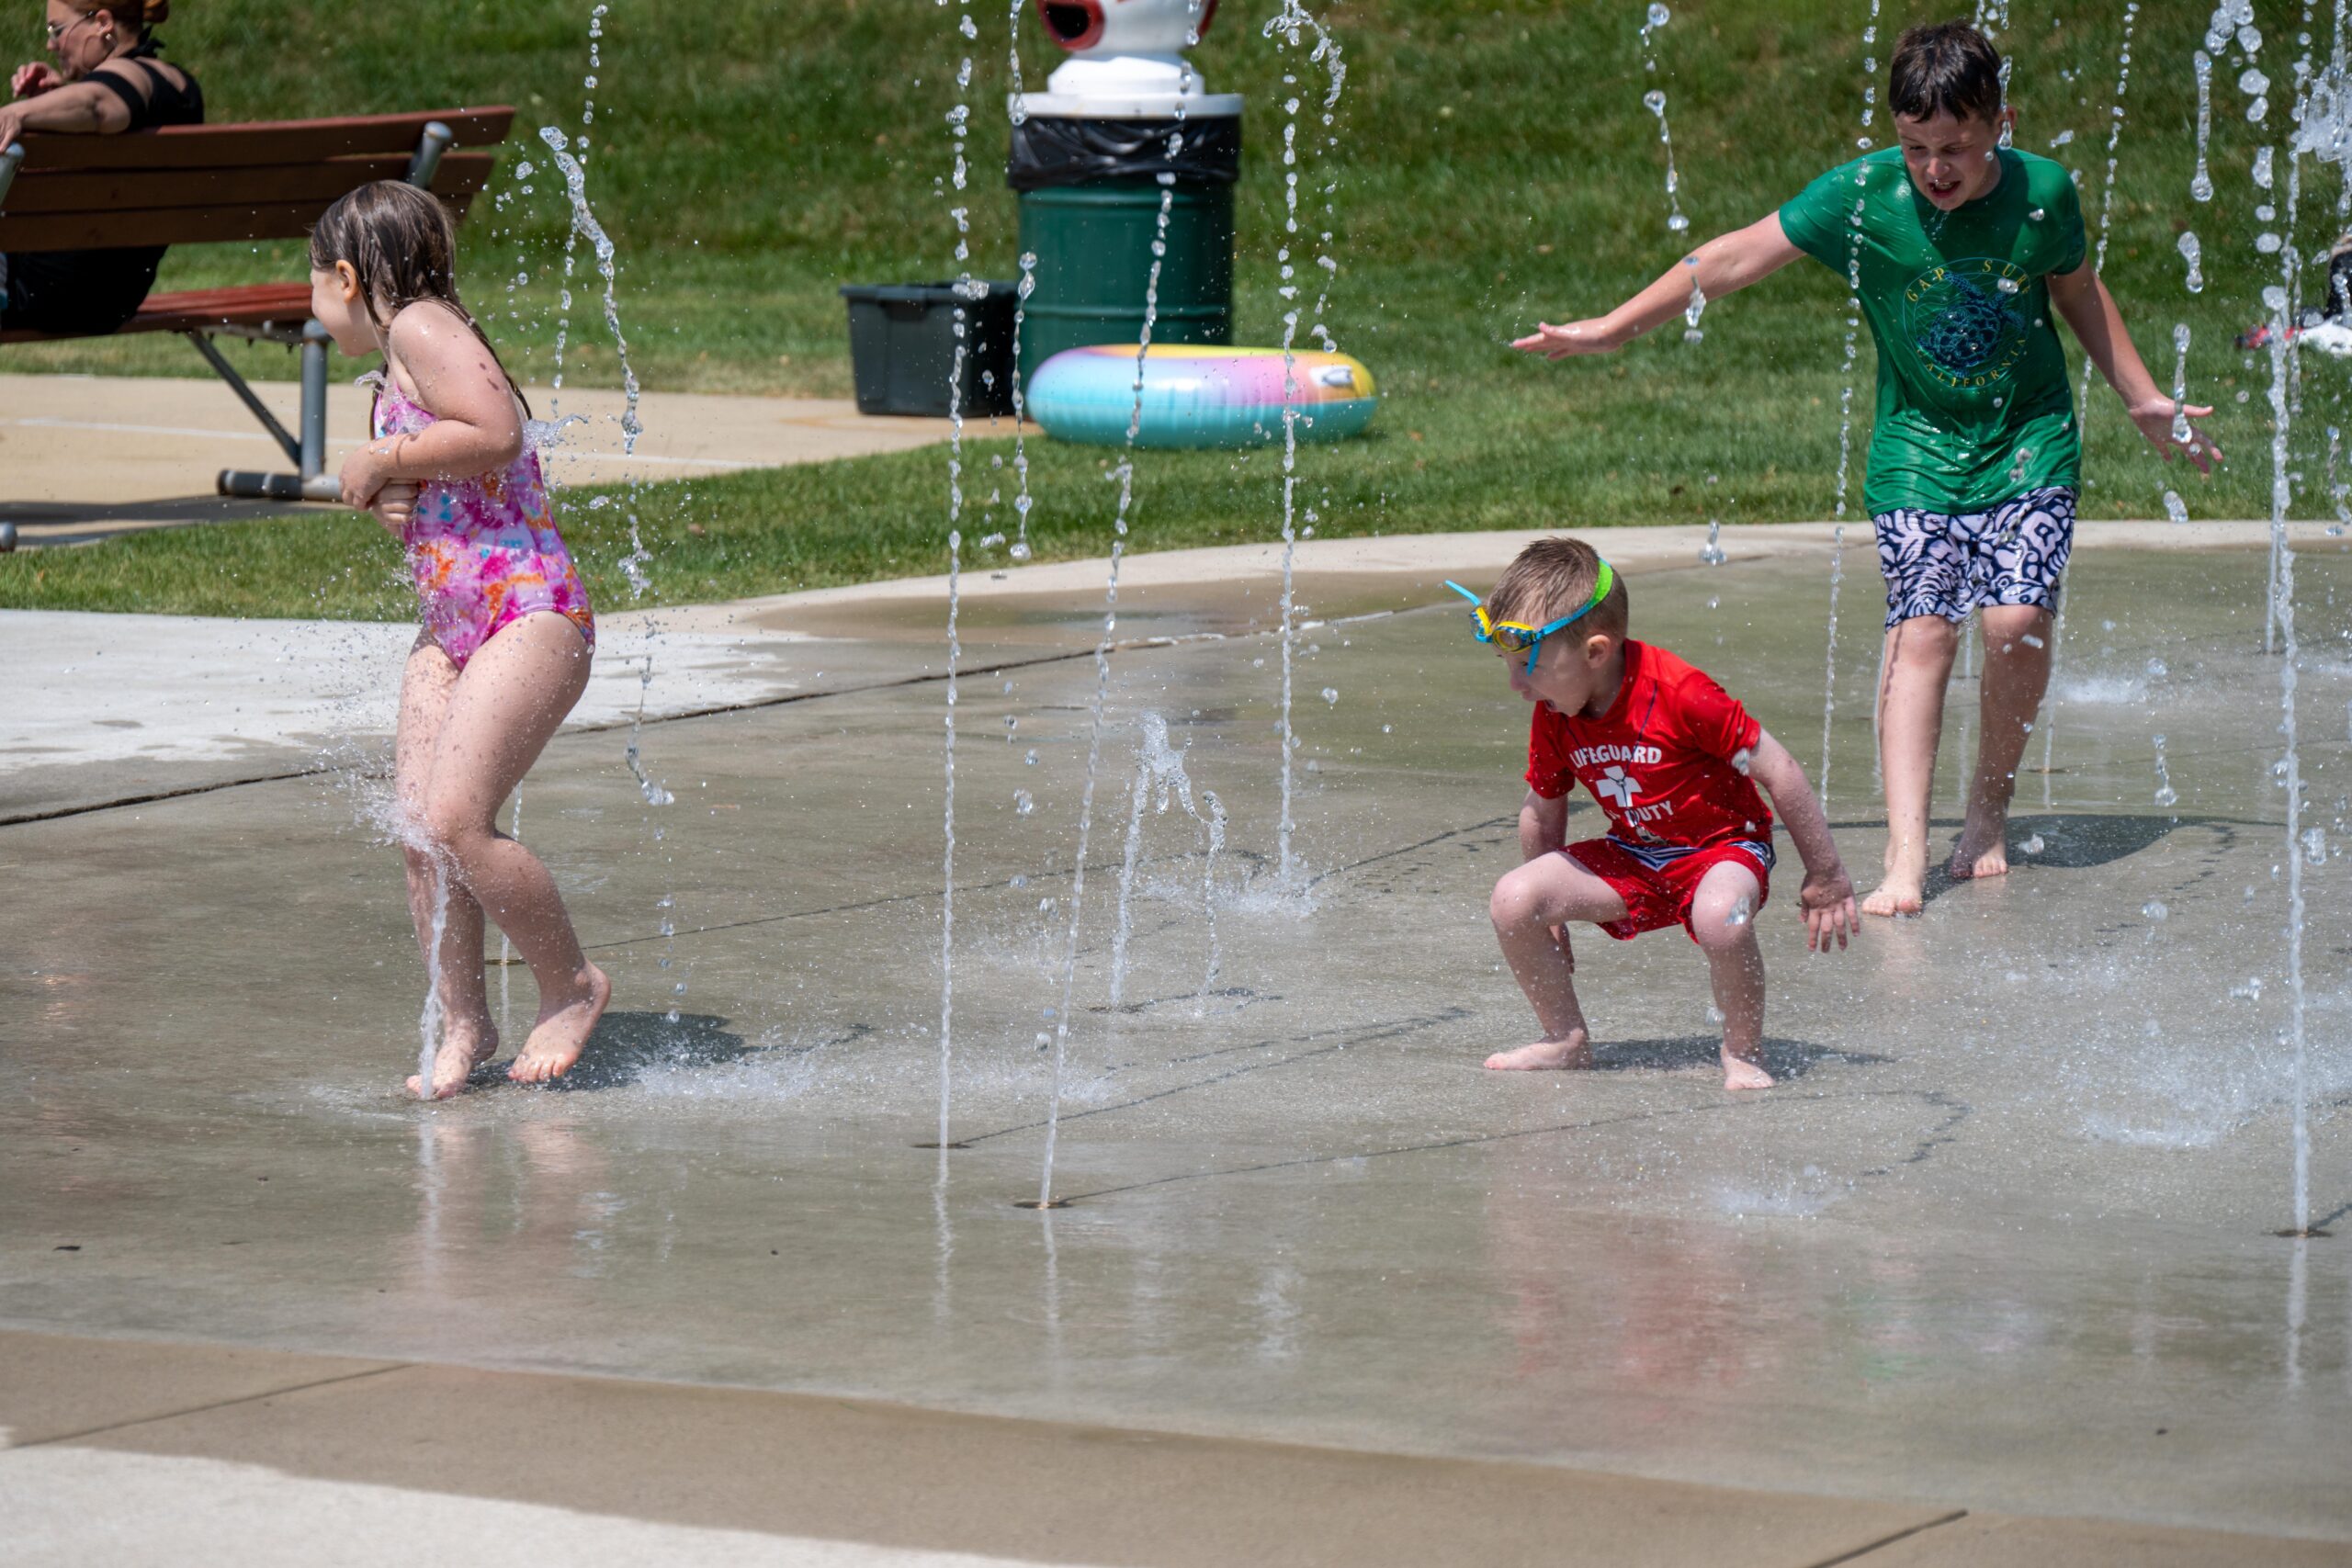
[4,543,2351,1540]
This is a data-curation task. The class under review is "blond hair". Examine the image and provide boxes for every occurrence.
[1487,536,1630,640]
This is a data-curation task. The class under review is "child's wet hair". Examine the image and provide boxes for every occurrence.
[1889,20,2004,126]
[310,180,528,413]
[1487,536,1629,641]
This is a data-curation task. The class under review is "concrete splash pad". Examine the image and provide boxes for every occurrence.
[4,539,2350,1545]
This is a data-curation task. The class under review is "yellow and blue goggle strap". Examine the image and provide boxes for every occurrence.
[1443,560,1615,673]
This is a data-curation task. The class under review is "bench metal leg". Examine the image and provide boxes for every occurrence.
[213,321,339,502]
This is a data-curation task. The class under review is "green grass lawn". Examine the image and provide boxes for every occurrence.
[0,0,2324,617]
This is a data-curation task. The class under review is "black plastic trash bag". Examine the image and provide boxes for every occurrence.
[1007,114,1242,191]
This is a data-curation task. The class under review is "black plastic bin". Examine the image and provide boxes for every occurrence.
[840,280,1019,418]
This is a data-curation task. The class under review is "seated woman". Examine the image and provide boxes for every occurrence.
[0,1,201,335]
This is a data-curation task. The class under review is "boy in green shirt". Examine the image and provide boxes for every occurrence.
[1514,20,2219,915]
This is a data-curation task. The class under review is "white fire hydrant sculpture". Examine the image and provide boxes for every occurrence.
[1028,0,1240,114]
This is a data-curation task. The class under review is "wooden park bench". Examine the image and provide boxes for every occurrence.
[0,107,514,546]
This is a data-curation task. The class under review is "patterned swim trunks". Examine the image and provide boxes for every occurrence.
[1872,485,2076,629]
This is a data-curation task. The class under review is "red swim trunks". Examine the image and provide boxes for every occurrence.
[1562,836,1774,943]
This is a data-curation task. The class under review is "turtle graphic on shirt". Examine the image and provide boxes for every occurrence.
[1901,256,2032,391]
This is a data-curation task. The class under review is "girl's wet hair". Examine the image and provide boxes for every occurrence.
[1889,21,2005,126]
[310,180,528,414]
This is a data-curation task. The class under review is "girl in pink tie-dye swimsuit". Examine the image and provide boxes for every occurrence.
[367,370,595,669]
[310,181,611,1100]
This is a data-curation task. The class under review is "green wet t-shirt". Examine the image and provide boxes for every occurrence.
[1779,147,2087,515]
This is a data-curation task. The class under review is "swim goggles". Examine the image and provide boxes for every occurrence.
[1443,559,1616,674]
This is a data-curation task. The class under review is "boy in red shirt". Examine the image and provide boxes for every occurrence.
[1451,538,1859,1089]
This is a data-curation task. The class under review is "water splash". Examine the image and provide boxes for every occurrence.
[1829,0,1879,525]
[496,790,521,1042]
[2074,4,2143,427]
[1009,255,1038,559]
[2177,231,2205,293]
[2260,201,2314,1231]
[1635,6,1689,234]
[414,845,455,1099]
[2194,50,2216,200]
[1036,49,1214,1207]
[1108,713,1227,1010]
[1819,525,1845,807]
[536,129,641,460]
[623,657,673,807]
[1698,517,1725,566]
[935,0,978,1153]
[1265,0,1347,890]
[1638,93,1690,237]
[2152,731,2178,810]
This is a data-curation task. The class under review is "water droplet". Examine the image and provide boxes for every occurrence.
[2164,490,2189,525]
[2142,899,2169,921]
[2021,834,2046,854]
[2145,658,2169,679]
[1725,895,1752,928]
[1320,687,1340,705]
[1646,2,1669,26]
[1013,790,1035,817]
[1642,89,1666,115]
[1024,749,1039,765]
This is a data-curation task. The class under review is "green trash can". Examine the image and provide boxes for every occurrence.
[1008,113,1241,381]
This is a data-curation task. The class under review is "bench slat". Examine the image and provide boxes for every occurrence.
[0,152,494,218]
[0,282,316,344]
[0,191,478,252]
[9,107,514,173]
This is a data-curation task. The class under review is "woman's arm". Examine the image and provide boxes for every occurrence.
[2047,262,2222,472]
[339,305,526,508]
[0,70,138,140]
[1511,213,1805,359]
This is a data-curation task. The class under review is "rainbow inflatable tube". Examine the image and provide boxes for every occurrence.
[1026,344,1380,449]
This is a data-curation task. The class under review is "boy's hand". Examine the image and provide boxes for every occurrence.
[2128,397,2222,474]
[1512,318,1624,359]
[1798,864,1858,953]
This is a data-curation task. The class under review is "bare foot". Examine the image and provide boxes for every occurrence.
[509,964,611,1085]
[408,1018,498,1100]
[1861,840,1928,916]
[1485,1031,1594,1071]
[1947,814,2010,880]
[1860,878,1924,918]
[1721,1048,1774,1091]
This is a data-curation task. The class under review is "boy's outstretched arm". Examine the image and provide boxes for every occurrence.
[1745,731,1858,952]
[1513,215,1804,359]
[2048,263,2222,473]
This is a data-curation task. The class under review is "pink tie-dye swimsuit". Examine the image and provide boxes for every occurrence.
[368,372,596,670]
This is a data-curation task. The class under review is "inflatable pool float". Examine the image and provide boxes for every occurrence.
[1026,344,1379,449]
